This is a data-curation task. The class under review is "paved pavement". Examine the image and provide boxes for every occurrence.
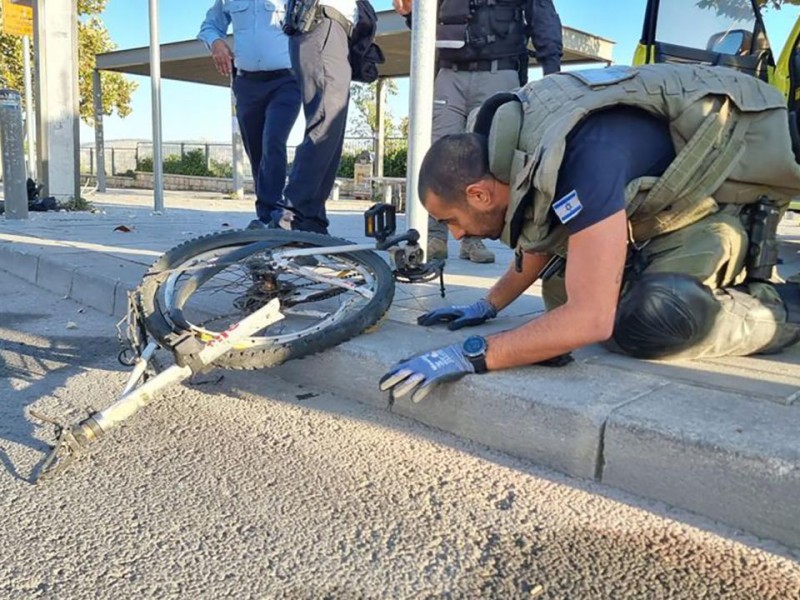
[2,271,799,598]
[1,188,799,551]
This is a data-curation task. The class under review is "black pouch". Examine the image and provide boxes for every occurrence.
[348,0,385,83]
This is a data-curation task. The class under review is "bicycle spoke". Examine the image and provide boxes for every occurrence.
[158,243,379,347]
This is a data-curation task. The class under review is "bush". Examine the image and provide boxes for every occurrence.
[209,158,233,178]
[167,149,209,176]
[337,153,356,178]
[336,147,407,179]
[136,149,234,178]
[137,156,154,172]
[384,147,407,178]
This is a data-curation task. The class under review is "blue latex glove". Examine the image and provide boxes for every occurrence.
[417,298,497,331]
[379,343,475,403]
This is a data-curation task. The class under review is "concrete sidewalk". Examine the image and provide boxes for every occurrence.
[2,188,800,551]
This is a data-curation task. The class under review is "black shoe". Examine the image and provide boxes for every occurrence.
[246,219,268,230]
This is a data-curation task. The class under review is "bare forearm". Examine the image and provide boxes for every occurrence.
[485,211,629,370]
[486,252,548,312]
[486,302,609,370]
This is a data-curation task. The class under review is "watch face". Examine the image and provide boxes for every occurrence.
[463,335,487,357]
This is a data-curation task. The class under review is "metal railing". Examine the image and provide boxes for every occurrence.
[79,137,408,178]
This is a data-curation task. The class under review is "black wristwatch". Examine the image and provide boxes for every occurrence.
[462,335,488,374]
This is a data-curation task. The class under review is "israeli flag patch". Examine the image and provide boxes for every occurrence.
[553,190,583,224]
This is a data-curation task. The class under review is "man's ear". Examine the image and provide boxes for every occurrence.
[465,179,494,209]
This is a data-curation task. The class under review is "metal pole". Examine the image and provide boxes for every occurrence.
[148,0,164,212]
[92,69,106,191]
[407,0,436,253]
[0,90,29,219]
[231,87,244,200]
[375,77,386,178]
[22,36,35,181]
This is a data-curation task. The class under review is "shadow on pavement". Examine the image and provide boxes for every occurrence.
[0,313,121,482]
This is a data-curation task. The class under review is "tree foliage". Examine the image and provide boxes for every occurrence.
[0,0,136,124]
[348,80,401,137]
[696,0,800,21]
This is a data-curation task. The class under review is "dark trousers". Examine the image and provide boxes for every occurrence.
[233,72,301,224]
[284,17,352,234]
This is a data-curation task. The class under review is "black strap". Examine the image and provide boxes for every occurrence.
[471,91,519,137]
[439,57,520,72]
[318,5,353,37]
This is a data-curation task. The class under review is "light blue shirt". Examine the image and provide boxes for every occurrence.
[320,0,358,24]
[198,0,291,72]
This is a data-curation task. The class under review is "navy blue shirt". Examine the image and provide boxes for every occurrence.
[552,106,676,234]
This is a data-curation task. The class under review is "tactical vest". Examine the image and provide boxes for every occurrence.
[475,64,800,256]
[436,0,527,63]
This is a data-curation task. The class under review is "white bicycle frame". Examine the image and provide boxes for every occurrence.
[35,299,285,482]
[33,219,443,482]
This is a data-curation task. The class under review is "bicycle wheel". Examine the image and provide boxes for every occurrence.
[139,229,395,370]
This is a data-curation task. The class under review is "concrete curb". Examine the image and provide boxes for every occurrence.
[270,326,800,548]
[1,227,799,550]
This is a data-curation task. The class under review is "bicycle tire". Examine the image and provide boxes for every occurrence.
[139,229,395,370]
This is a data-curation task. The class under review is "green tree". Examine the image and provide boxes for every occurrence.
[0,0,136,124]
[696,0,800,20]
[399,116,409,138]
[348,80,400,137]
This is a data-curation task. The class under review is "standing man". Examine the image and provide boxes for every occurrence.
[199,0,301,229]
[393,0,563,263]
[281,0,360,235]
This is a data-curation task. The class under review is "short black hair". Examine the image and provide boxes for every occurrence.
[417,133,491,205]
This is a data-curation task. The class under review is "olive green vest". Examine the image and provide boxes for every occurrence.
[478,64,800,254]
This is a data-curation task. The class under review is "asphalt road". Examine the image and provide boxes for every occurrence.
[1,270,798,599]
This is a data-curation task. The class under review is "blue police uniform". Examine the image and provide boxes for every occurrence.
[280,0,359,234]
[199,0,301,225]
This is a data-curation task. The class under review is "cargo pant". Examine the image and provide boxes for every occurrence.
[541,211,800,359]
[429,67,521,242]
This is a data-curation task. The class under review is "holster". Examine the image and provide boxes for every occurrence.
[742,196,782,281]
[283,0,321,36]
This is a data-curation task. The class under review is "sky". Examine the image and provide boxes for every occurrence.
[80,0,800,146]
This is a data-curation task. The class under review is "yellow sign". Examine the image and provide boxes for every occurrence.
[2,0,34,37]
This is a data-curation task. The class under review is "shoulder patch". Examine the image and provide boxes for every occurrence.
[553,190,583,224]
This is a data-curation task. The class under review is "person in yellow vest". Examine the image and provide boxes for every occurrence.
[380,63,800,403]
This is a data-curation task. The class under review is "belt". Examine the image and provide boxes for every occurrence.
[237,69,292,81]
[438,58,520,72]
[318,6,353,38]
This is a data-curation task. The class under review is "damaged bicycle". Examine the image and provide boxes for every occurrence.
[33,204,445,482]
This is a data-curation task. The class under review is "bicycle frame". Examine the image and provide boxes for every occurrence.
[33,299,285,482]
[31,204,446,483]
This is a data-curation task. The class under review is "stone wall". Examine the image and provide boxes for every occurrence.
[80,172,405,206]
[80,172,365,196]
[81,172,255,194]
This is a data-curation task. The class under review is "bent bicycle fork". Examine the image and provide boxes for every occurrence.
[32,299,286,483]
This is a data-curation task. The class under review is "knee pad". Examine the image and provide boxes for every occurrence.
[613,273,720,360]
